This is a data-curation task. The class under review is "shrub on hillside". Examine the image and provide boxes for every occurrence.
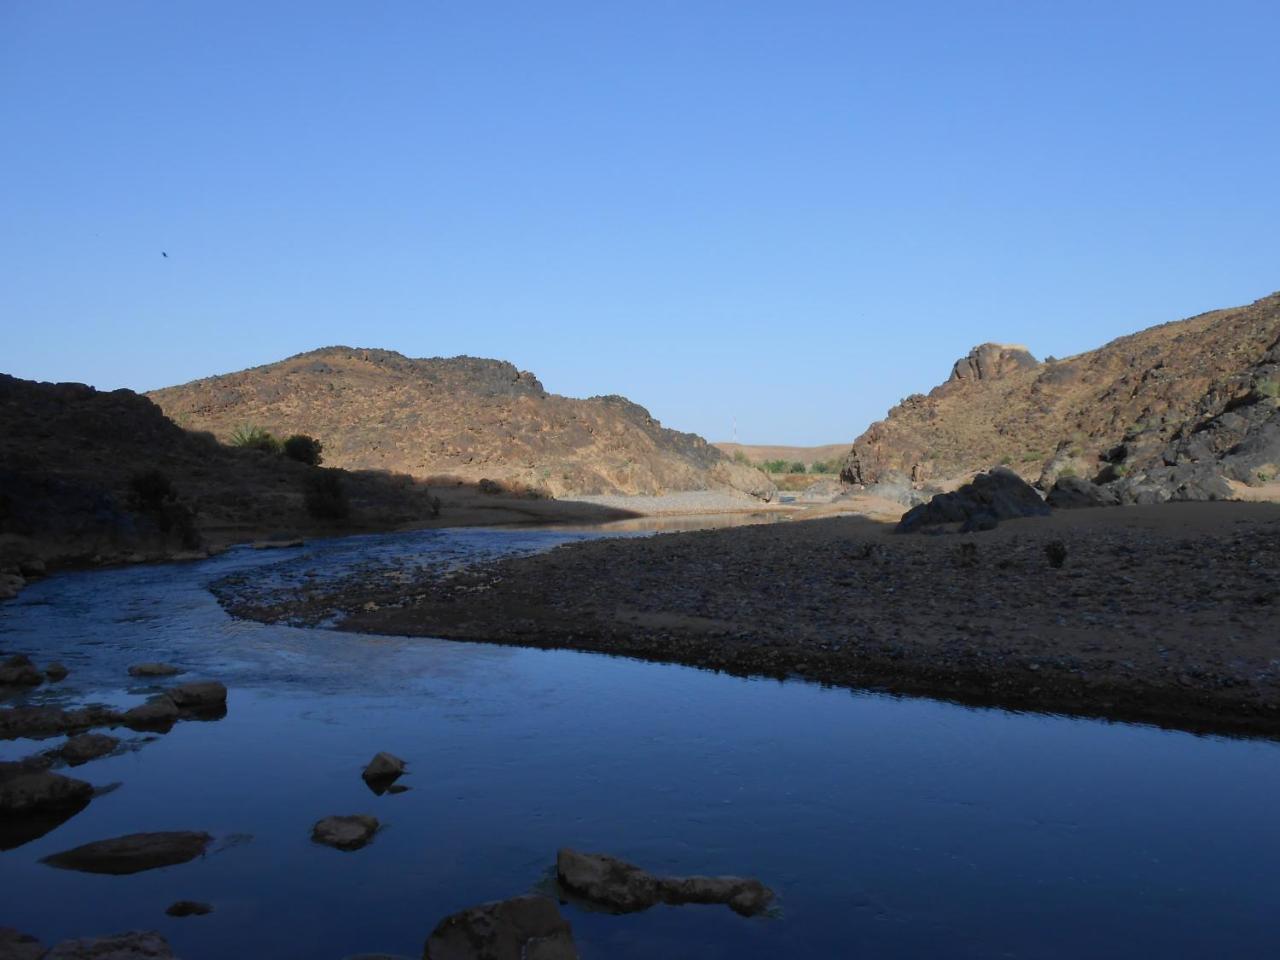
[229,424,281,454]
[304,470,349,521]
[283,434,324,466]
[788,461,806,474]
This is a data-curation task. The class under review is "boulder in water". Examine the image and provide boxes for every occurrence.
[42,831,213,875]
[312,815,379,851]
[423,895,577,960]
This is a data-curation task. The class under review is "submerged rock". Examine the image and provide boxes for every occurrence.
[164,900,212,918]
[122,697,179,731]
[362,752,406,793]
[43,931,175,959]
[0,654,44,686]
[42,831,213,875]
[45,661,70,681]
[61,733,120,766]
[127,663,183,678]
[166,681,227,711]
[423,894,577,960]
[312,815,379,851]
[0,928,45,960]
[555,848,775,916]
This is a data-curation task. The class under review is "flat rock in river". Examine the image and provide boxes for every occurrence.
[61,733,120,766]
[423,894,577,960]
[312,814,379,851]
[0,764,94,814]
[555,848,774,916]
[42,831,213,875]
[165,681,227,710]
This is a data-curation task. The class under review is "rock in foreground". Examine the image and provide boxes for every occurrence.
[44,931,175,959]
[362,752,406,793]
[0,764,94,815]
[423,895,577,960]
[555,848,774,916]
[897,467,1050,533]
[312,814,379,851]
[42,831,213,875]
[61,733,120,766]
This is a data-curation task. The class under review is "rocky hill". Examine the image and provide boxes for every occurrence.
[712,442,850,470]
[148,348,773,500]
[0,374,483,582]
[842,291,1280,502]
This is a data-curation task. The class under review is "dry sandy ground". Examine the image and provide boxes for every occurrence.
[221,501,1280,739]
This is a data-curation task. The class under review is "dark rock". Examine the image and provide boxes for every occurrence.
[127,663,183,678]
[62,733,120,766]
[0,763,94,814]
[1046,476,1121,509]
[42,831,212,875]
[555,848,661,913]
[122,697,179,731]
[0,928,45,960]
[897,467,1049,533]
[45,661,70,681]
[0,654,44,686]
[164,901,212,918]
[312,815,379,851]
[657,875,775,916]
[423,895,577,960]
[43,931,175,959]
[949,343,1039,382]
[0,704,121,739]
[362,752,406,793]
[165,681,226,710]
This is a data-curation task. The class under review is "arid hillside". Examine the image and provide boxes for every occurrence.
[148,348,773,500]
[0,374,626,585]
[843,291,1280,501]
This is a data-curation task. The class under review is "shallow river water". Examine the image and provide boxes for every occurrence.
[1,526,1278,959]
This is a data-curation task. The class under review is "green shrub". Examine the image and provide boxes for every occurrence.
[761,459,790,474]
[1257,379,1280,399]
[230,424,281,454]
[732,450,749,464]
[283,434,324,466]
[304,470,349,520]
[788,461,806,474]
[809,460,835,474]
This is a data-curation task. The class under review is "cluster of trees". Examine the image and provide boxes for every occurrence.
[759,459,838,475]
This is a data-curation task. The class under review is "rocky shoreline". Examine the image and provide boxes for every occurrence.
[219,502,1280,739]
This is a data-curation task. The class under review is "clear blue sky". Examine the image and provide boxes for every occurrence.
[3,2,1278,445]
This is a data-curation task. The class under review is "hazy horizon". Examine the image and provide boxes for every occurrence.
[4,1,1279,445]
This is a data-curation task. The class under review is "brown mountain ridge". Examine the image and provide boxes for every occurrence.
[148,348,774,500]
[842,291,1280,504]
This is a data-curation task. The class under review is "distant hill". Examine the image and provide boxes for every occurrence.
[842,291,1280,502]
[148,348,773,500]
[713,442,849,470]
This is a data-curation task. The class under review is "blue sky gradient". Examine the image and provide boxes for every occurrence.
[3,1,1278,444]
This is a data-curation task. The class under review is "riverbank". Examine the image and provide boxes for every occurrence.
[220,501,1280,738]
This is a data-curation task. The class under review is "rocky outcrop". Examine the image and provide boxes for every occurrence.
[841,292,1280,501]
[42,831,213,875]
[1046,476,1120,509]
[0,928,45,960]
[423,895,577,960]
[897,467,1050,533]
[554,848,774,917]
[949,343,1039,382]
[148,347,774,501]
[311,814,379,851]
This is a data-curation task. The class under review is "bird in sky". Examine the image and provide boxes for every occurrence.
[161,251,168,258]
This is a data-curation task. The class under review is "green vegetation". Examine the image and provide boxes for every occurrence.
[761,459,790,474]
[1256,378,1280,399]
[229,424,281,454]
[731,449,750,464]
[282,434,324,466]
[808,460,837,474]
[304,470,349,520]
